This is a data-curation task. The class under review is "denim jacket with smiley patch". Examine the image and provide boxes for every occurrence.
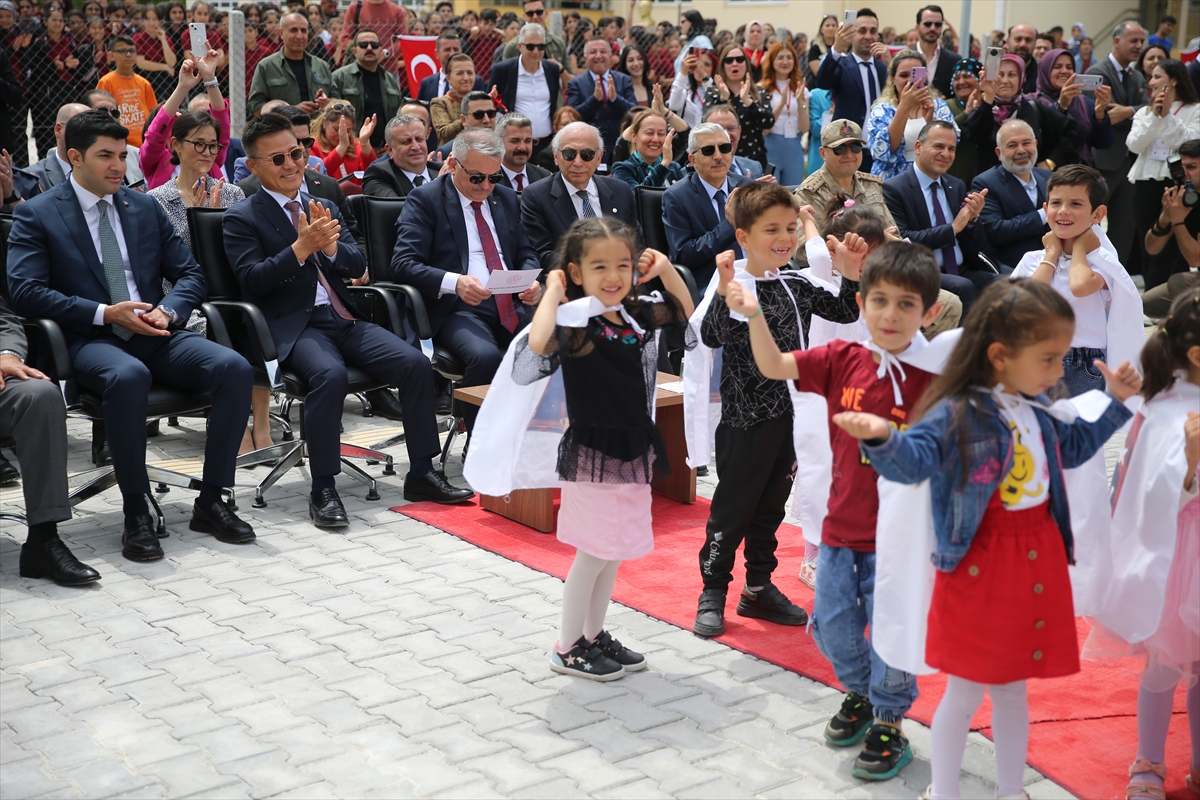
[859,390,1132,572]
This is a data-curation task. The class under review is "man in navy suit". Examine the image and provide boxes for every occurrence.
[566,38,637,165]
[417,32,486,102]
[224,113,472,528]
[521,121,638,272]
[7,110,256,560]
[663,123,752,288]
[883,121,998,313]
[815,8,889,174]
[970,119,1051,270]
[390,128,542,431]
[488,23,561,162]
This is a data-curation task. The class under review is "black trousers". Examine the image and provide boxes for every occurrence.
[285,306,441,478]
[72,329,254,506]
[1134,178,1185,290]
[698,415,797,591]
[434,300,514,430]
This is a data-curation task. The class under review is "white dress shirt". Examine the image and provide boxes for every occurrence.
[54,149,73,181]
[262,186,333,307]
[501,164,529,190]
[401,167,432,187]
[563,175,601,219]
[829,49,881,112]
[438,187,507,296]
[74,176,142,326]
[914,165,963,270]
[515,60,552,139]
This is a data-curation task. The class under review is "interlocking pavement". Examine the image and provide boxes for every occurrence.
[0,402,1081,799]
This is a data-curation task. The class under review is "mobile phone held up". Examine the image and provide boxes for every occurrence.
[189,22,208,59]
[983,47,1002,82]
[910,66,927,88]
[1076,73,1104,91]
[843,9,857,26]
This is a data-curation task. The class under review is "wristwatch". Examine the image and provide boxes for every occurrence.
[0,349,22,361]
[4,191,19,205]
[156,305,178,324]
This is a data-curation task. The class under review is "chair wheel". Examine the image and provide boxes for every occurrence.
[365,487,380,501]
[156,524,168,538]
[382,461,395,476]
[253,496,267,508]
[155,482,168,494]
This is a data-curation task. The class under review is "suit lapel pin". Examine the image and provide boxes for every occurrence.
[612,208,617,213]
[123,201,129,206]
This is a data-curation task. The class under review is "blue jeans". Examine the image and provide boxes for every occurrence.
[1061,346,1106,398]
[812,545,918,724]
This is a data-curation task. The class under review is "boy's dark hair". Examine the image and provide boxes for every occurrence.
[169,111,219,165]
[242,112,297,155]
[859,241,941,312]
[1179,139,1200,159]
[729,181,798,231]
[111,33,135,48]
[1159,14,1177,25]
[480,7,497,23]
[64,109,129,156]
[1046,164,1108,210]
[820,191,885,252]
[554,217,641,302]
[1141,290,1200,401]
[274,105,311,127]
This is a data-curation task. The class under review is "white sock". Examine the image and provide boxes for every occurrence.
[559,550,613,650]
[582,559,621,641]
[930,675,986,799]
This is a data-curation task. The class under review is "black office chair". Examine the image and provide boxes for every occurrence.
[358,196,405,286]
[188,207,406,507]
[635,185,669,253]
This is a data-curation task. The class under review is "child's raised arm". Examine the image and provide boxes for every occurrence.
[724,282,799,380]
[1069,228,1109,297]
[799,204,821,243]
[528,270,567,355]
[638,248,695,318]
[832,411,892,441]
[1029,231,1061,284]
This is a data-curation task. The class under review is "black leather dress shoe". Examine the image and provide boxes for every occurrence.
[122,515,165,561]
[403,469,474,504]
[309,487,349,528]
[20,538,101,586]
[189,499,256,543]
[363,388,405,421]
[0,452,19,485]
[91,439,111,467]
[435,384,454,416]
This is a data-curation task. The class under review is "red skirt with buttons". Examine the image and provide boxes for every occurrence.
[925,490,1080,684]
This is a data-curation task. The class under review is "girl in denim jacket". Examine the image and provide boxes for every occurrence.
[833,279,1143,800]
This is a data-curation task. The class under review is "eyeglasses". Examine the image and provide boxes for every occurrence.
[921,20,944,28]
[523,8,544,17]
[182,138,220,155]
[356,40,381,49]
[830,141,864,155]
[110,47,136,55]
[723,55,746,64]
[698,142,733,156]
[469,108,498,120]
[559,147,597,162]
[299,136,315,149]
[253,146,307,166]
[522,42,545,51]
[458,164,504,184]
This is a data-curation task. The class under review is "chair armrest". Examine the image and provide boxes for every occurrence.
[374,281,433,341]
[22,318,73,381]
[198,303,233,349]
[673,264,700,305]
[203,300,279,362]
[976,253,1001,275]
[346,285,403,337]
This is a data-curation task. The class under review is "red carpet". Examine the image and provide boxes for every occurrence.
[394,494,1193,799]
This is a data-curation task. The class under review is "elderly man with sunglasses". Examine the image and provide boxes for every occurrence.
[520,120,637,273]
[225,113,474,528]
[392,129,542,436]
[329,29,402,152]
[489,23,561,161]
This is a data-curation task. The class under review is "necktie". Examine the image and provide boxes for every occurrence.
[576,189,597,219]
[714,189,743,259]
[471,201,518,333]
[96,199,133,340]
[1121,67,1131,98]
[413,175,425,187]
[515,173,524,192]
[285,199,353,320]
[928,181,959,275]
[861,60,878,105]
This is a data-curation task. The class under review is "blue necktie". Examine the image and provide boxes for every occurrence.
[929,181,959,275]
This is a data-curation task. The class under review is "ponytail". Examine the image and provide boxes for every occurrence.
[1141,289,1200,401]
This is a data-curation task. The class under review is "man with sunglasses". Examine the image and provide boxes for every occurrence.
[225,113,472,526]
[391,128,542,435]
[499,0,570,77]
[567,38,638,166]
[662,122,751,288]
[434,91,498,160]
[330,31,401,151]
[417,32,485,103]
[915,5,959,98]
[489,23,561,157]
[520,120,637,272]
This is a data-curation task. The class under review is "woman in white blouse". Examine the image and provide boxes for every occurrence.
[1127,58,1200,290]
[758,41,808,186]
[668,47,714,128]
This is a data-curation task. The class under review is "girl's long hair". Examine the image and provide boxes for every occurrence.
[758,40,801,96]
[1141,289,1200,401]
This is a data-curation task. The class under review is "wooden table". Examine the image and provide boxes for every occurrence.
[455,372,696,532]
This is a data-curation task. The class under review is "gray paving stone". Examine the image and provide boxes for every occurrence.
[485,720,588,764]
[0,757,77,798]
[214,750,316,798]
[621,749,726,794]
[562,718,664,761]
[383,750,479,796]
[224,699,314,737]
[583,691,685,733]
[5,701,78,744]
[394,670,490,710]
[180,726,276,766]
[698,745,801,793]
[674,776,759,799]
[594,777,673,799]
[511,693,611,734]
[141,699,231,739]
[57,758,162,798]
[508,777,584,799]
[24,728,124,770]
[641,720,739,762]
[659,692,756,733]
[410,721,510,764]
[326,671,415,709]
[295,751,397,795]
[429,778,507,799]
[542,746,646,793]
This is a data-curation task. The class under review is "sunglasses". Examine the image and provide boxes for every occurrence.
[522,42,545,51]
[921,20,944,28]
[830,141,864,155]
[458,164,504,184]
[327,102,354,115]
[100,106,121,118]
[698,142,733,156]
[523,8,544,17]
[559,147,597,162]
[254,146,307,166]
[182,138,220,155]
[723,55,746,64]
[468,108,498,121]
[299,136,315,149]
[356,40,380,49]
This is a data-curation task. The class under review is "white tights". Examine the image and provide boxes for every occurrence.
[930,676,1029,799]
[558,550,621,650]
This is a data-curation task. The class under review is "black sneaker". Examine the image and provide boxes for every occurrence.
[550,636,625,681]
[592,630,646,672]
[851,723,913,781]
[736,582,809,626]
[824,691,874,746]
[693,588,727,637]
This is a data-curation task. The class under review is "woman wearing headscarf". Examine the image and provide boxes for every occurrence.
[1034,48,1113,167]
[960,53,1084,173]
[945,57,982,183]
[1065,23,1085,54]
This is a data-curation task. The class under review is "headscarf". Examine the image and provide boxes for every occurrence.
[1036,48,1096,164]
[1067,22,1086,53]
[954,57,982,77]
[991,54,1028,124]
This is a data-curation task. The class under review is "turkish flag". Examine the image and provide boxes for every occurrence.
[1181,47,1198,64]
[400,35,440,92]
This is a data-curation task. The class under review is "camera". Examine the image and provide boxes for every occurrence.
[1167,154,1199,208]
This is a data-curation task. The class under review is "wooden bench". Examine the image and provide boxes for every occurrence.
[455,372,696,532]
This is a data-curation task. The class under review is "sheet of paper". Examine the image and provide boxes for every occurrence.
[658,380,685,394]
[486,269,541,294]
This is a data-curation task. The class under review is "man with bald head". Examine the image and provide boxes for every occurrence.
[970,119,1051,269]
[1005,22,1038,92]
[29,103,90,191]
[248,11,334,114]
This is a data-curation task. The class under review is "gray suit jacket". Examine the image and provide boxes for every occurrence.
[29,146,145,193]
[1087,57,1148,171]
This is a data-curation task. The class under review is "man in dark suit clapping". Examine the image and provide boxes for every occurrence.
[223,113,472,528]
[566,38,638,166]
[362,114,436,198]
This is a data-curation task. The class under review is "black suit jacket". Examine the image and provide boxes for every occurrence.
[930,48,961,99]
[361,158,435,198]
[222,191,367,362]
[883,166,979,272]
[970,164,1051,270]
[495,162,551,193]
[238,169,363,246]
[488,57,561,134]
[417,72,486,103]
[662,171,752,287]
[814,51,889,128]
[390,176,540,336]
[520,174,638,272]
